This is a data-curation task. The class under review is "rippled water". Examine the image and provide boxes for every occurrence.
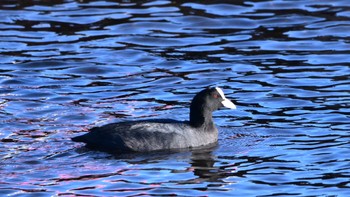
[1,0,349,196]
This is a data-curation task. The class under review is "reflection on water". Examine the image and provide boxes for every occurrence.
[0,0,349,196]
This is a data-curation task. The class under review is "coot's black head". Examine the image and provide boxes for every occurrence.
[189,87,236,127]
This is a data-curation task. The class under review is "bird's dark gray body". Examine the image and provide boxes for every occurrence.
[72,120,218,152]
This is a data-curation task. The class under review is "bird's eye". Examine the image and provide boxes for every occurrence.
[212,93,219,99]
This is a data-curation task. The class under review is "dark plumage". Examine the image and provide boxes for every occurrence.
[72,87,236,153]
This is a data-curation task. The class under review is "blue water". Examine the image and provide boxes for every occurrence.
[0,0,349,196]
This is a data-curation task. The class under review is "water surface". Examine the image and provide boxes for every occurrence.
[0,0,349,196]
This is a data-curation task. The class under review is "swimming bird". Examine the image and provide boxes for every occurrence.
[72,87,236,153]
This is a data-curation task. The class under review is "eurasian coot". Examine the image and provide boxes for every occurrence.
[72,87,236,152]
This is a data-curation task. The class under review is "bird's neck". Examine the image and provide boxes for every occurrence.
[189,107,215,130]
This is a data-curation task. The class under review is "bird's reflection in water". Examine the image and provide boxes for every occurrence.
[189,146,238,184]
